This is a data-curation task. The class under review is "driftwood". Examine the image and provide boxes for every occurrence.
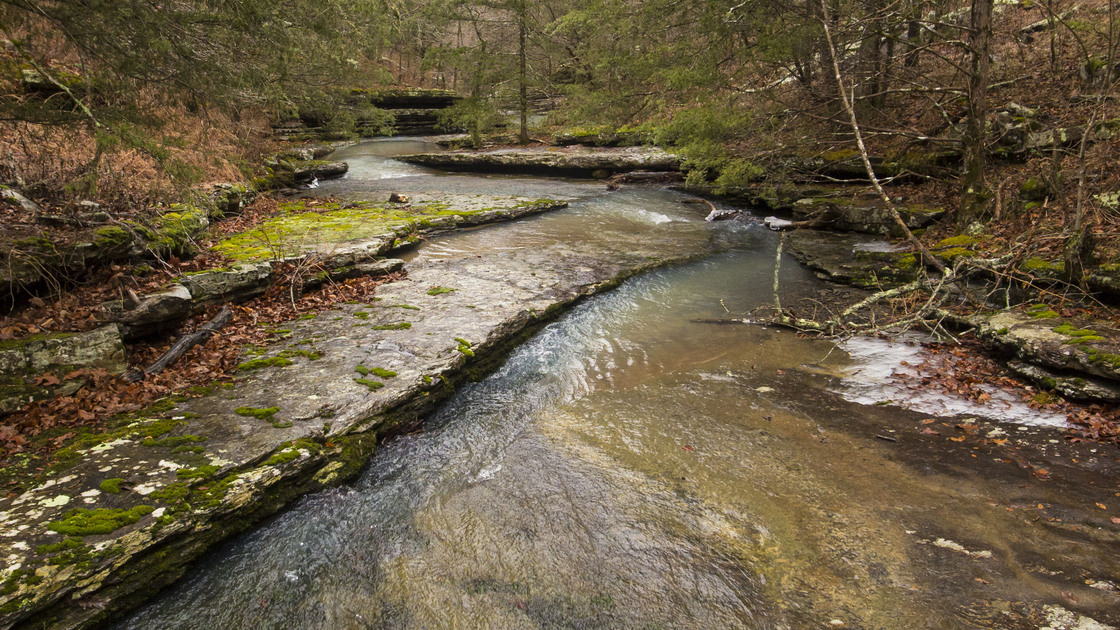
[122,306,233,383]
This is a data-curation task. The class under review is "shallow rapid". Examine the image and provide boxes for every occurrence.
[115,139,1120,630]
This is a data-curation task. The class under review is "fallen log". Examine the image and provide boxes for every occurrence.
[122,306,233,383]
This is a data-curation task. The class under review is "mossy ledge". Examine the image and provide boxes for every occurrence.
[0,251,703,630]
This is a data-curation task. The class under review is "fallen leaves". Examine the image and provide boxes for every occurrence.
[0,265,404,462]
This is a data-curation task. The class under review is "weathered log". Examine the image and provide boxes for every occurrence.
[122,307,233,383]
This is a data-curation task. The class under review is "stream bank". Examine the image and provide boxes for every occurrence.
[0,155,723,629]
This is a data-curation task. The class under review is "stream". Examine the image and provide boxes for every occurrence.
[113,139,1120,630]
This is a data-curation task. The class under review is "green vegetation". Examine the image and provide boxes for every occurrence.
[176,465,220,480]
[212,199,524,262]
[427,286,457,296]
[455,338,475,357]
[1027,304,1061,319]
[235,406,280,420]
[265,449,301,466]
[355,365,396,377]
[354,378,385,391]
[47,506,155,536]
[141,434,206,449]
[99,478,125,494]
[150,482,191,504]
[236,357,294,371]
[370,322,412,330]
[36,538,84,555]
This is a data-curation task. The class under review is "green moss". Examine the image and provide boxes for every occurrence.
[427,286,457,296]
[150,206,209,256]
[176,465,220,480]
[422,375,433,384]
[455,338,475,357]
[99,478,125,494]
[299,312,318,320]
[236,357,294,371]
[93,226,132,251]
[1053,324,1098,337]
[277,349,321,361]
[212,197,516,262]
[391,304,420,310]
[995,327,1010,335]
[1032,391,1060,405]
[937,247,977,262]
[1063,335,1104,344]
[141,434,206,448]
[171,444,205,454]
[235,406,280,420]
[1085,348,1120,368]
[50,416,183,468]
[47,505,155,536]
[1024,257,1065,273]
[935,235,980,248]
[354,378,384,391]
[1032,310,1060,319]
[896,253,918,269]
[150,482,190,504]
[36,537,84,555]
[370,322,411,330]
[354,311,369,320]
[356,365,396,378]
[265,449,301,466]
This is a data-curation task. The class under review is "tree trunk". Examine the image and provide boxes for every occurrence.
[959,0,994,229]
[518,3,530,145]
[905,3,923,67]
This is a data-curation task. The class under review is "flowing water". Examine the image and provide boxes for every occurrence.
[114,140,1120,630]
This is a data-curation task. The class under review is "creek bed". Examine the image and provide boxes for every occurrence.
[114,139,1120,630]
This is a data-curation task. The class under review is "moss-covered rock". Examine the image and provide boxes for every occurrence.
[0,325,125,412]
[47,506,155,536]
[977,310,1120,389]
[785,230,921,289]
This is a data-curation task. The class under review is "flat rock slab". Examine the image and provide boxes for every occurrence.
[785,229,919,289]
[977,309,1120,385]
[397,146,681,177]
[0,201,712,630]
[791,198,945,236]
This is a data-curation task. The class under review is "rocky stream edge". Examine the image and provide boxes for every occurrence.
[0,193,706,630]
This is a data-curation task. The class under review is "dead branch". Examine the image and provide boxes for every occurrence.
[122,307,233,383]
[818,3,948,278]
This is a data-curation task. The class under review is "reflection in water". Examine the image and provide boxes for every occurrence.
[116,139,1117,630]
